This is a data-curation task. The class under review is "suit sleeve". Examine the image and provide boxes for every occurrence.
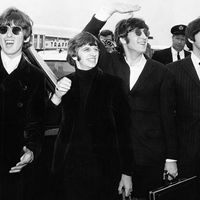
[160,68,177,160]
[113,78,133,175]
[24,73,46,159]
[83,15,106,38]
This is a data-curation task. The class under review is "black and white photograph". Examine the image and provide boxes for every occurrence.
[0,0,200,200]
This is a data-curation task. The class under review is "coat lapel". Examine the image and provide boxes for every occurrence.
[166,48,173,63]
[182,56,200,88]
[130,59,156,93]
[0,55,31,94]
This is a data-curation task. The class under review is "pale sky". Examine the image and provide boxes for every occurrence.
[1,0,200,47]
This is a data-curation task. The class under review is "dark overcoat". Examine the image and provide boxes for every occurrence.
[152,47,191,65]
[51,68,132,183]
[0,54,46,199]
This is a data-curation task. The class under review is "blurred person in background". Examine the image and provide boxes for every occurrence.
[99,29,116,53]
[152,24,190,64]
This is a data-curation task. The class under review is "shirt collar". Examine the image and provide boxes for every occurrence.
[124,54,147,69]
[191,51,200,66]
[1,50,22,74]
[171,47,184,55]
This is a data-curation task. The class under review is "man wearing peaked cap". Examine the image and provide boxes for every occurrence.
[171,24,186,35]
[152,24,190,65]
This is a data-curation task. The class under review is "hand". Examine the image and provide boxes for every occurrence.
[118,174,132,197]
[110,2,141,15]
[164,161,178,181]
[95,3,141,21]
[9,146,34,173]
[55,77,71,99]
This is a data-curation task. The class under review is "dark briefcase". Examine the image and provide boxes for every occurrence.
[149,176,197,200]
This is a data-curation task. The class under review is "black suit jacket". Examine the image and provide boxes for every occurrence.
[83,16,177,166]
[167,56,200,163]
[51,68,132,177]
[152,47,191,65]
[0,54,46,174]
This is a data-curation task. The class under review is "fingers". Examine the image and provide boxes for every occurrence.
[56,77,71,92]
[9,163,27,173]
[9,146,33,173]
[126,187,132,197]
[163,170,178,181]
[54,77,71,100]
[118,184,132,197]
[118,181,123,194]
[114,3,141,14]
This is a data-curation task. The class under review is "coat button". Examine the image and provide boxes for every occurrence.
[23,85,28,91]
[17,102,23,108]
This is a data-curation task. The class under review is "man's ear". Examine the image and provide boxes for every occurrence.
[188,38,194,44]
[72,56,77,61]
[119,37,127,45]
[24,36,30,43]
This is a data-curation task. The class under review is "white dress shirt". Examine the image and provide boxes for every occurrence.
[125,54,146,90]
[171,47,185,62]
[1,51,22,74]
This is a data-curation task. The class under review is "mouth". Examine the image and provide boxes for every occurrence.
[5,39,14,47]
[87,58,97,62]
[138,43,147,47]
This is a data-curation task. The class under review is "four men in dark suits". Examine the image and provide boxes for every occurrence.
[152,24,190,64]
[167,17,200,200]
[83,3,178,199]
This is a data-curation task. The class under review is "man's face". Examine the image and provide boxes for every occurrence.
[99,35,115,53]
[193,32,200,52]
[172,35,186,52]
[75,44,99,71]
[99,35,113,42]
[0,22,24,58]
[124,28,149,54]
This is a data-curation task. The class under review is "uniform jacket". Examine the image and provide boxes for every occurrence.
[83,16,177,166]
[0,54,46,174]
[152,47,190,65]
[51,68,132,177]
[167,56,200,163]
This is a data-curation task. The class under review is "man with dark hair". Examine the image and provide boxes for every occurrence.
[99,29,116,52]
[152,24,190,64]
[50,31,133,200]
[166,16,200,200]
[99,29,114,40]
[0,7,46,200]
[83,3,177,200]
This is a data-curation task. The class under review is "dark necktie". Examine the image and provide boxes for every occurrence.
[177,52,181,60]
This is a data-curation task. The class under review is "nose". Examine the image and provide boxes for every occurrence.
[90,49,98,56]
[6,28,12,37]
